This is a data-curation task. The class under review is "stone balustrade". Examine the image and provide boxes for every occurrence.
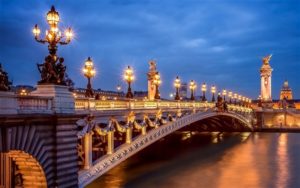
[75,98,219,111]
[0,89,253,115]
[0,91,53,114]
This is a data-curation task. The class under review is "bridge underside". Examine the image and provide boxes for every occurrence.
[181,115,252,132]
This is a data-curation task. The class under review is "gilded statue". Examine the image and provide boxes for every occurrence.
[149,60,157,72]
[262,54,272,65]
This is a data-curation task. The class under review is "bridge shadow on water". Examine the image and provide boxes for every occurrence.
[87,130,251,188]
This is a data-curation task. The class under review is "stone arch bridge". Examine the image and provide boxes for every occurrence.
[0,96,253,188]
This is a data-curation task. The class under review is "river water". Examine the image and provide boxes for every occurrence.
[87,132,300,188]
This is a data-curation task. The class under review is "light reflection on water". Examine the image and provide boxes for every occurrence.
[87,133,300,188]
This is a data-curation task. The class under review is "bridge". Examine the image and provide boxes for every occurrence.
[0,5,255,188]
[0,93,253,188]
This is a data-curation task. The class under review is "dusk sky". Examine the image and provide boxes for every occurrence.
[0,0,299,99]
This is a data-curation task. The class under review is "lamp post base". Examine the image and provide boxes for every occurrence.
[31,84,75,114]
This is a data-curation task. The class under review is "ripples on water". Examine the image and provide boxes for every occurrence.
[87,132,300,188]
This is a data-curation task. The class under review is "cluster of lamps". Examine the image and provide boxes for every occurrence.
[172,78,251,106]
[32,6,73,59]
[32,6,252,106]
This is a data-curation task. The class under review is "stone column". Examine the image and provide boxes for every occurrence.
[126,128,132,144]
[147,60,158,100]
[107,131,114,155]
[141,126,147,135]
[84,133,92,169]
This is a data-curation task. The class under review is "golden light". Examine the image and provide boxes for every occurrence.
[32,24,41,37]
[238,95,242,100]
[174,76,181,88]
[222,89,227,96]
[153,73,161,86]
[201,83,207,92]
[83,57,96,78]
[65,27,73,40]
[47,6,60,26]
[234,93,238,99]
[73,93,77,98]
[189,80,196,90]
[228,91,232,98]
[19,89,28,96]
[211,85,216,94]
[124,66,134,83]
[242,96,246,101]
[47,33,53,41]
[33,5,73,48]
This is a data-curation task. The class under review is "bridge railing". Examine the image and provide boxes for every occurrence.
[0,92,53,114]
[0,92,252,115]
[17,96,53,114]
[74,98,218,112]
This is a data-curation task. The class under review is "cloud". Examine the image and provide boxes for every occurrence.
[0,0,299,99]
[183,38,207,48]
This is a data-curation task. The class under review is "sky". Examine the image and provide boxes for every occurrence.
[0,0,299,99]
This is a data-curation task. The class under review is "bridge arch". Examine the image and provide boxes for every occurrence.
[1,115,81,188]
[79,110,253,187]
[182,111,252,132]
[2,150,47,187]
[0,124,56,187]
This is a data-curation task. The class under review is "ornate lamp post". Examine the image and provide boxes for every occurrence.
[124,66,134,99]
[242,96,246,107]
[249,99,252,107]
[238,95,242,106]
[32,6,73,85]
[153,73,161,100]
[228,91,232,104]
[201,83,207,101]
[245,98,249,107]
[189,80,197,101]
[174,76,181,100]
[233,93,238,104]
[211,85,216,102]
[222,89,227,101]
[82,57,96,98]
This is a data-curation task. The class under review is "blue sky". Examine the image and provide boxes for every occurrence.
[0,0,299,99]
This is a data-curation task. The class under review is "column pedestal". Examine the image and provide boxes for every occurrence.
[31,84,75,114]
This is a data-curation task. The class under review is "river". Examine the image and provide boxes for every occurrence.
[87,132,300,188]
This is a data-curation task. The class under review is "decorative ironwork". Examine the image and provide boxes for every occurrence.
[124,66,134,99]
[33,6,73,85]
[174,76,181,100]
[78,109,253,187]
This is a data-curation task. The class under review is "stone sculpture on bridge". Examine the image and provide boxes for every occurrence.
[262,54,272,65]
[0,63,12,91]
[37,56,67,85]
[147,60,159,100]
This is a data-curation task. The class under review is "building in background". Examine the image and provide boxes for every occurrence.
[134,91,148,99]
[179,82,187,99]
[74,88,125,100]
[280,80,293,100]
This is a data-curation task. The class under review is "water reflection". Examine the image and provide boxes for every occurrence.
[275,134,289,188]
[87,133,300,188]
